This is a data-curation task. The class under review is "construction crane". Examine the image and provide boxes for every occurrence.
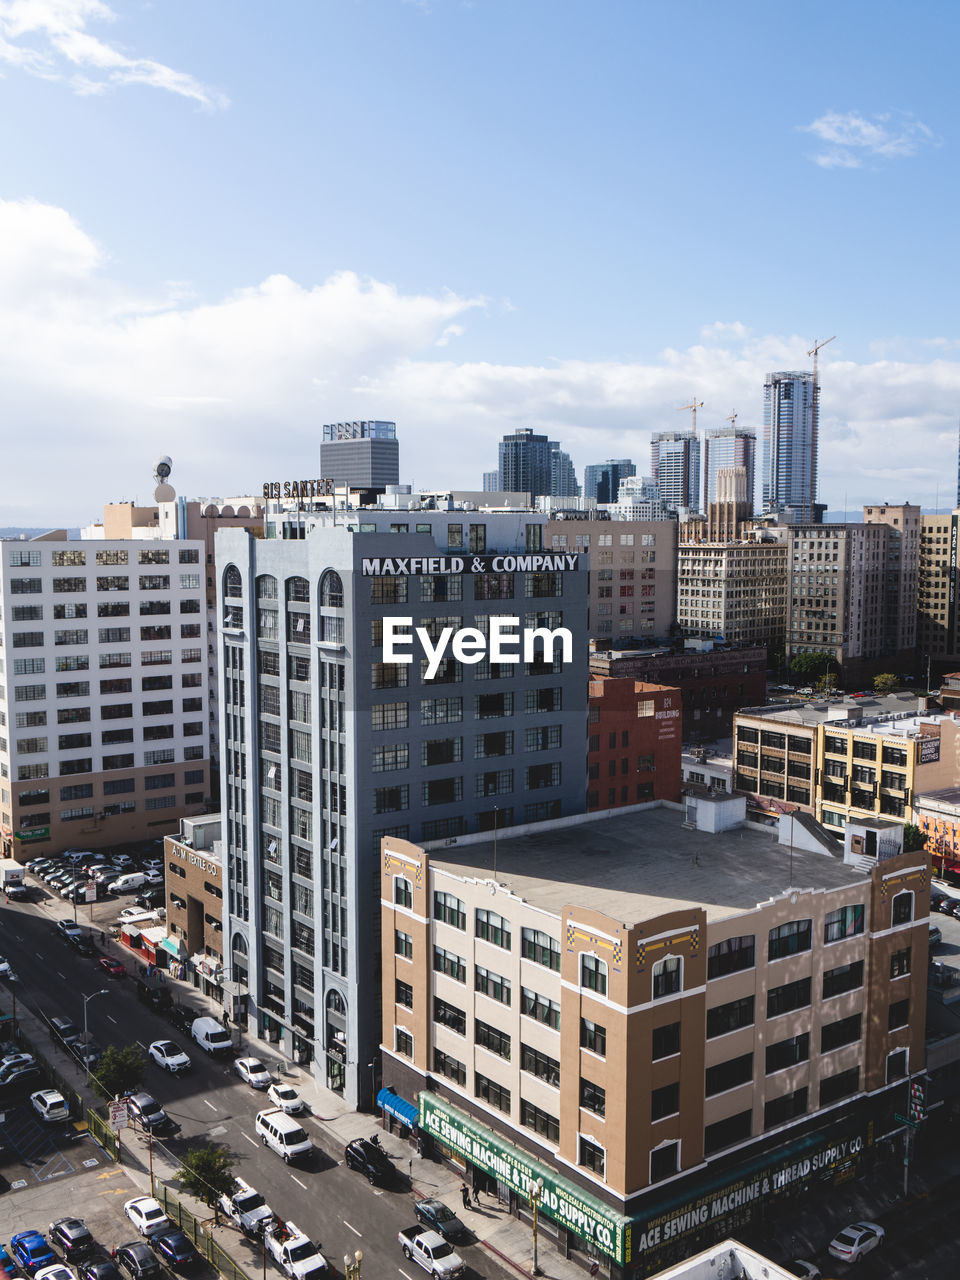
[726,410,738,431]
[806,336,835,522]
[678,399,704,437]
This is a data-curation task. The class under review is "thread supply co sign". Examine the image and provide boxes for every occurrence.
[362,554,580,575]
[419,1093,629,1264]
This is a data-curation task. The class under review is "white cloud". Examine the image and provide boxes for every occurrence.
[4,194,960,525]
[0,0,227,106]
[800,110,937,169]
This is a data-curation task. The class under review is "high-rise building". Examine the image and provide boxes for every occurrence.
[650,431,701,512]
[762,372,817,521]
[497,428,555,498]
[0,532,209,858]
[702,427,756,510]
[583,459,636,505]
[606,476,671,521]
[862,503,920,658]
[482,471,500,493]
[216,507,589,1105]
[677,527,789,649]
[320,421,399,489]
[549,446,580,499]
[918,510,960,665]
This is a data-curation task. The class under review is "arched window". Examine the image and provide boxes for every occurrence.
[320,570,344,608]
[232,934,248,955]
[223,565,243,598]
[652,955,682,999]
[286,575,310,603]
[326,989,346,1017]
[394,876,413,909]
[580,954,608,996]
[892,891,913,925]
[256,573,278,600]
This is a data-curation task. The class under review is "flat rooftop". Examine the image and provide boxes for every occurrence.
[739,693,924,728]
[431,806,863,925]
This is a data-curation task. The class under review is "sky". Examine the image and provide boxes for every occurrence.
[2,0,960,525]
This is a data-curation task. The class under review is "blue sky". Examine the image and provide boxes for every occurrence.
[2,0,959,522]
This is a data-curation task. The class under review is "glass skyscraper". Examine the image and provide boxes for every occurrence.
[762,372,817,520]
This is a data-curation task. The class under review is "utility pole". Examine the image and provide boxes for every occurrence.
[806,337,835,521]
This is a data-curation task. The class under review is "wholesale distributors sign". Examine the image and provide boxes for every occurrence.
[419,1093,629,1264]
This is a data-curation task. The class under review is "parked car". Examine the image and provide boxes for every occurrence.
[99,956,127,978]
[6,882,33,901]
[115,1243,162,1280]
[344,1137,394,1185]
[123,1198,171,1238]
[0,954,11,978]
[827,1222,885,1264]
[79,1263,122,1280]
[11,1231,57,1273]
[71,1038,103,1069]
[124,1092,169,1131]
[148,1040,191,1073]
[117,907,158,926]
[36,1266,73,1280]
[151,1231,201,1271]
[0,1058,39,1087]
[235,1057,273,1089]
[931,924,943,947]
[267,1082,305,1114]
[48,1218,94,1260]
[56,919,83,942]
[31,1090,70,1123]
[784,1262,821,1280]
[49,1015,82,1047]
[414,1198,470,1243]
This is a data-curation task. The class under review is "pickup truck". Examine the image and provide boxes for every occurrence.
[398,1226,466,1278]
[263,1221,330,1280]
[217,1176,276,1237]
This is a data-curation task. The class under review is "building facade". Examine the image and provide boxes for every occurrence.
[0,534,209,858]
[650,432,701,513]
[216,510,589,1105]
[320,421,400,489]
[762,372,817,521]
[544,518,677,644]
[163,814,226,993]
[586,679,682,810]
[702,428,756,511]
[584,460,636,506]
[676,534,788,649]
[918,510,960,667]
[550,447,580,499]
[497,429,556,499]
[862,503,920,658]
[379,808,927,1277]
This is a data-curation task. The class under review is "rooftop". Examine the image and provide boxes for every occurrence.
[431,806,863,926]
[738,693,926,729]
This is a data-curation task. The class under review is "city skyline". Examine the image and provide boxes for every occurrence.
[2,2,960,523]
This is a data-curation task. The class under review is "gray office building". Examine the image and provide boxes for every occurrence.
[320,420,400,489]
[583,458,636,505]
[216,510,589,1106]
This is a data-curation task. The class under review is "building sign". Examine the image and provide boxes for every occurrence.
[108,1100,129,1132]
[362,554,580,576]
[632,1129,868,1257]
[262,480,334,500]
[169,841,219,878]
[14,827,49,842]
[419,1092,629,1265]
[919,737,941,764]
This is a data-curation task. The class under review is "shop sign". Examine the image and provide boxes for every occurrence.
[919,737,941,764]
[633,1131,867,1256]
[419,1092,629,1265]
[15,827,49,842]
[362,554,579,576]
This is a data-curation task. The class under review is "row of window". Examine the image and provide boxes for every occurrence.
[9,548,198,567]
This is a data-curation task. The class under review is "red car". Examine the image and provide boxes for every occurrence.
[99,956,126,978]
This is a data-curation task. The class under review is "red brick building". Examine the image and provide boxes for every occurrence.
[587,678,682,811]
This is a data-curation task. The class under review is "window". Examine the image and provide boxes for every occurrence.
[768,919,812,961]
[521,988,560,1029]
[374,784,409,813]
[421,697,463,725]
[580,954,607,995]
[650,1141,679,1183]
[707,935,755,979]
[766,1033,810,1074]
[821,1013,862,1053]
[526,762,561,790]
[370,577,407,604]
[476,1019,511,1060]
[433,997,466,1035]
[890,948,911,979]
[422,737,462,767]
[475,1073,510,1111]
[820,1066,859,1106]
[395,930,413,959]
[476,966,511,1005]
[521,927,560,970]
[393,877,412,909]
[764,1087,808,1130]
[767,977,812,1019]
[475,769,512,798]
[652,1022,680,1059]
[892,892,913,925]
[372,702,409,731]
[580,1018,606,1056]
[475,731,513,759]
[705,1052,753,1096]
[430,892,464,931]
[824,904,864,943]
[476,692,514,720]
[888,998,910,1030]
[580,1079,605,1116]
[651,1082,679,1121]
[52,577,86,593]
[423,776,463,806]
[652,956,681,998]
[433,946,466,982]
[521,1044,560,1086]
[822,960,864,999]
[371,743,409,773]
[520,1099,558,1144]
[579,1136,605,1177]
[476,908,511,949]
[395,979,413,1009]
[886,1049,908,1084]
[395,1029,413,1058]
[705,1110,752,1155]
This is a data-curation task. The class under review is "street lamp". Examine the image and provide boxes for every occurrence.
[343,1250,362,1279]
[531,1177,545,1277]
[82,989,110,1082]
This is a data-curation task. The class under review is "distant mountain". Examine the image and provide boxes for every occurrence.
[0,527,81,539]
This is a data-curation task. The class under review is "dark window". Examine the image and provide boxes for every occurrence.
[823,904,864,944]
[653,956,681,998]
[767,977,812,1019]
[768,919,812,961]
[434,891,466,929]
[580,1018,606,1056]
[707,995,755,1038]
[476,909,511,949]
[475,1019,511,1060]
[433,946,466,982]
[580,1079,605,1117]
[820,1066,859,1106]
[892,892,913,925]
[821,1013,862,1053]
[521,927,560,970]
[650,1142,679,1183]
[822,960,864,999]
[705,1052,753,1097]
[651,1082,680,1121]
[433,1049,466,1086]
[475,1073,510,1112]
[520,988,561,1029]
[520,1099,558,1144]
[888,998,910,1030]
[707,935,755,979]
[520,1044,560,1087]
[395,979,413,1009]
[581,954,607,995]
[704,1110,752,1155]
[433,997,466,1035]
[890,948,911,979]
[652,1022,681,1059]
[764,1086,808,1130]
[579,1136,605,1177]
[766,1033,810,1074]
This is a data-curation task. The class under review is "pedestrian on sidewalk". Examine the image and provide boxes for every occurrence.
[460,1184,471,1211]
[472,1184,481,1206]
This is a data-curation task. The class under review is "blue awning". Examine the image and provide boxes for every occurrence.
[377,1087,418,1128]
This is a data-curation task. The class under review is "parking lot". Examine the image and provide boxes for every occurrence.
[1,1162,143,1246]
[0,1080,101,1190]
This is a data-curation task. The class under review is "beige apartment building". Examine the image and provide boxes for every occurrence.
[918,509,959,667]
[544,518,677,643]
[379,807,928,1278]
[676,534,788,649]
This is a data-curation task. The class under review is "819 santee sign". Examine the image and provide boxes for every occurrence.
[362,554,579,575]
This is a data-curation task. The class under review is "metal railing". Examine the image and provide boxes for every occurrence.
[152,1181,256,1280]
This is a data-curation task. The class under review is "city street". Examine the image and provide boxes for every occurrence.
[0,888,514,1280]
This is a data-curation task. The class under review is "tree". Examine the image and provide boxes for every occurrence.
[92,1043,145,1101]
[903,823,926,853]
[791,651,837,681]
[874,673,898,695]
[173,1145,237,1221]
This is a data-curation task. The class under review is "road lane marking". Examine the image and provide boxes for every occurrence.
[343,1221,361,1238]
[204,1101,218,1111]
[36,952,44,959]
[399,1271,415,1280]
[137,1042,147,1051]
[57,972,66,980]
[242,1133,257,1146]
[107,1015,118,1024]
[290,1174,307,1190]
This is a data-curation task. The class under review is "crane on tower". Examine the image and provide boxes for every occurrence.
[678,399,704,437]
[806,336,835,521]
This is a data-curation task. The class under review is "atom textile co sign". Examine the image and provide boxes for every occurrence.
[361,553,580,575]
[419,1092,629,1264]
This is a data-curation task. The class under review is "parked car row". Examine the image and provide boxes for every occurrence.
[8,1203,201,1280]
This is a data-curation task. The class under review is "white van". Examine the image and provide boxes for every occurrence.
[191,1016,233,1055]
[108,871,146,893]
[255,1108,312,1163]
